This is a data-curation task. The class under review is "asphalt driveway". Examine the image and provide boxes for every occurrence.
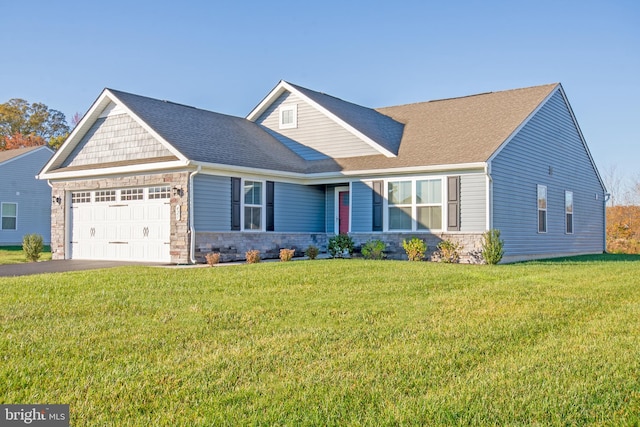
[0,260,164,277]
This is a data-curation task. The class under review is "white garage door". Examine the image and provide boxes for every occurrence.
[69,186,171,262]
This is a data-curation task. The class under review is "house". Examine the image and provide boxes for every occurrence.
[1,146,54,245]
[37,81,606,263]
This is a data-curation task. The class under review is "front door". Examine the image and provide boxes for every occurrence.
[335,186,350,234]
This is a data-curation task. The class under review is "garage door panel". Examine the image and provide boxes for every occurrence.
[70,193,171,263]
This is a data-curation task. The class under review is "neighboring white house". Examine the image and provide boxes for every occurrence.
[0,146,54,245]
[38,81,606,263]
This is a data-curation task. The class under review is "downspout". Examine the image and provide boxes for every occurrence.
[189,165,202,264]
[484,162,493,231]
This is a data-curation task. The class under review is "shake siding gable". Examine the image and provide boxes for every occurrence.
[62,113,174,168]
[274,182,325,232]
[255,91,383,160]
[491,90,605,257]
[193,174,231,231]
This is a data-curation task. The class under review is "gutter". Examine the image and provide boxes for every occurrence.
[188,164,202,264]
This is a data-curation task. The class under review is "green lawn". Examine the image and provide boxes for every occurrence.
[1,257,639,425]
[0,245,51,265]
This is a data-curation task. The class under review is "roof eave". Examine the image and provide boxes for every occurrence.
[38,159,191,181]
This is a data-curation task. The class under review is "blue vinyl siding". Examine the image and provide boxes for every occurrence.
[460,174,486,232]
[0,147,53,244]
[193,174,231,231]
[491,90,605,256]
[274,182,325,232]
[351,181,373,232]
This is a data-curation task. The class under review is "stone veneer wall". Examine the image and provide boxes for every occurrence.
[348,232,485,263]
[49,172,190,263]
[195,231,485,264]
[194,232,329,263]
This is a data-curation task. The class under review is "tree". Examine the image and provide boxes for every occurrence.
[3,133,47,150]
[0,98,70,150]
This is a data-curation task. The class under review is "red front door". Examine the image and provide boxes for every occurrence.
[338,191,349,234]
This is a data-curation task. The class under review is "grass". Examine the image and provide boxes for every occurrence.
[1,256,639,425]
[0,245,51,265]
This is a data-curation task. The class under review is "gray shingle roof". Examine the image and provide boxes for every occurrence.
[330,83,559,172]
[108,89,312,173]
[0,146,47,165]
[286,82,404,156]
[52,83,560,176]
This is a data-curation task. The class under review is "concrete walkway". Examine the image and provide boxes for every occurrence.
[0,260,164,277]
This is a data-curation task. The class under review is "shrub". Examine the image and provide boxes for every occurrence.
[305,245,319,260]
[245,250,261,264]
[328,234,355,258]
[205,252,220,266]
[402,237,426,261]
[437,239,461,263]
[22,233,44,262]
[279,248,295,262]
[361,239,386,260]
[482,229,504,265]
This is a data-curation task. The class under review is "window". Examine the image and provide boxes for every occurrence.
[148,186,171,199]
[387,178,443,231]
[388,181,412,230]
[121,188,144,201]
[279,105,297,129]
[243,180,263,230]
[565,191,573,234]
[95,190,116,202]
[537,185,547,233]
[71,192,91,204]
[1,203,17,230]
[416,179,442,230]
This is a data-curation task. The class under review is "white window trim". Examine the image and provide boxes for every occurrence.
[1,202,18,231]
[279,104,298,129]
[241,179,266,231]
[537,184,547,234]
[383,177,445,232]
[565,190,574,235]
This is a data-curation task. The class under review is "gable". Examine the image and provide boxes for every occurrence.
[254,90,385,160]
[62,104,176,169]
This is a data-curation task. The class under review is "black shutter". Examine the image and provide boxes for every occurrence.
[447,176,460,231]
[266,181,274,231]
[372,180,383,231]
[231,177,241,231]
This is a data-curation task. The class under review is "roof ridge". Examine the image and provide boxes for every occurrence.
[377,83,559,110]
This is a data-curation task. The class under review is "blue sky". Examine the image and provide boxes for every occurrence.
[2,0,638,184]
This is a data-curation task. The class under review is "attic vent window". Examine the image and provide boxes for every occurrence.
[279,104,297,129]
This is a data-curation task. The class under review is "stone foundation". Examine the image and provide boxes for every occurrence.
[194,232,329,263]
[194,231,484,264]
[348,232,484,263]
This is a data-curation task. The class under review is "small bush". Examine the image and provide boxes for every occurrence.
[437,239,461,263]
[328,234,355,258]
[305,245,319,260]
[279,248,295,262]
[205,252,220,266]
[402,237,426,261]
[482,229,504,265]
[361,239,386,260]
[245,250,261,264]
[22,233,44,262]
